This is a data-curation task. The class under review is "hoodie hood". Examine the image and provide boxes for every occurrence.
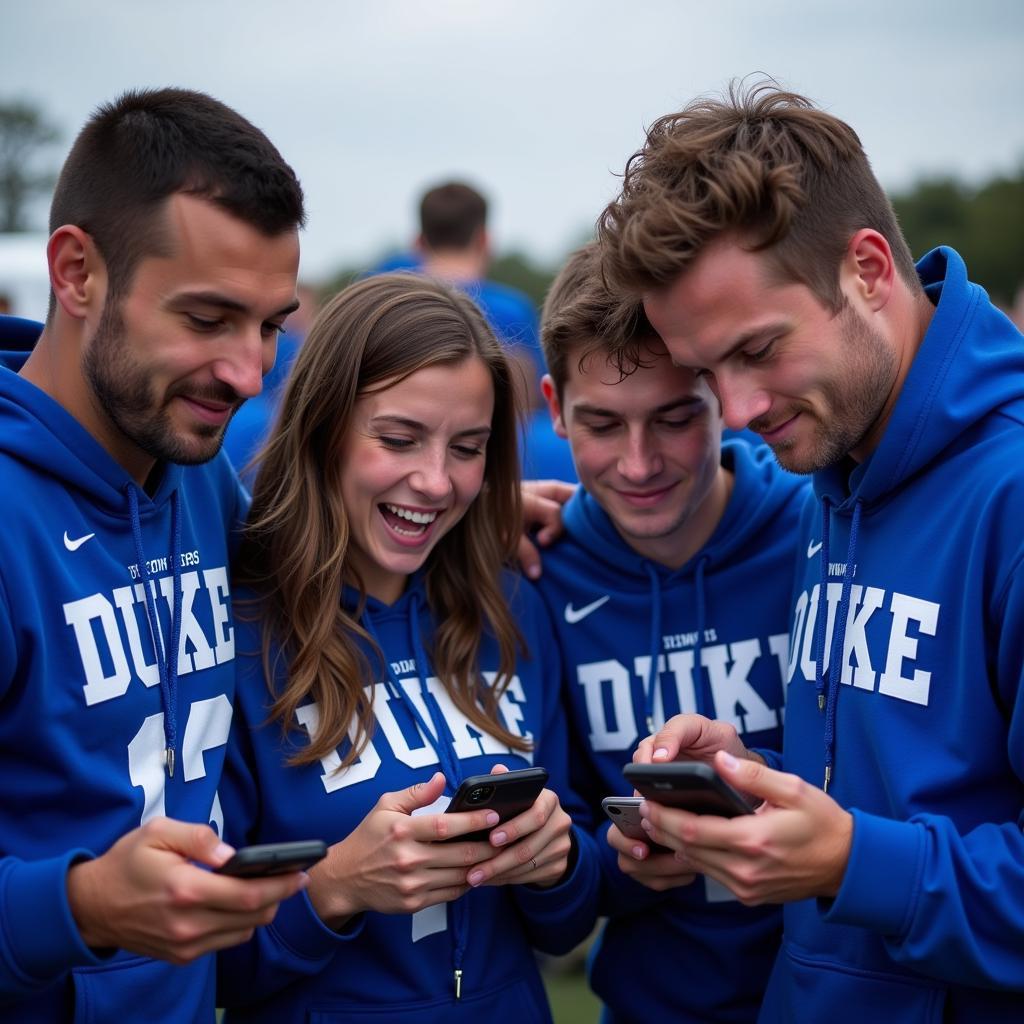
[815,247,1024,509]
[562,439,802,585]
[0,364,184,511]
[0,315,184,509]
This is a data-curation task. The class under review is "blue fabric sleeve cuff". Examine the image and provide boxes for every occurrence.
[821,809,923,936]
[749,746,784,772]
[2,851,106,985]
[268,884,368,962]
[265,889,366,964]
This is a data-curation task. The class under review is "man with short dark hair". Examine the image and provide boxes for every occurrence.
[0,88,308,1022]
[534,242,806,1022]
[418,181,488,251]
[600,82,1024,1020]
[416,180,546,408]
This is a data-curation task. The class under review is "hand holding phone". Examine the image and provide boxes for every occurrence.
[623,762,754,818]
[442,767,549,841]
[452,765,573,890]
[215,840,328,877]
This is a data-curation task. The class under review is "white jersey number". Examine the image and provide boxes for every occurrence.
[127,695,233,833]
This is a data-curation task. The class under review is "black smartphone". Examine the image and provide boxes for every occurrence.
[623,762,754,818]
[442,767,549,842]
[215,840,328,877]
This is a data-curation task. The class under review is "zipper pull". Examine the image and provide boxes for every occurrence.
[454,968,463,1000]
[646,715,655,735]
[165,746,175,778]
[823,765,832,793]
[817,694,825,712]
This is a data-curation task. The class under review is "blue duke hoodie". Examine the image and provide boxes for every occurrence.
[770,249,1024,1022]
[535,441,809,1023]
[217,573,601,1024]
[0,318,247,1021]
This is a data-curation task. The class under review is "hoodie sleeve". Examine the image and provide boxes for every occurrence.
[0,850,109,1003]
[508,584,602,956]
[216,635,366,1008]
[823,559,1024,989]
[216,887,365,1009]
[0,571,110,1002]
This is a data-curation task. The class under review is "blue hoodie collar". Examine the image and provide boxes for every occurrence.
[815,247,1024,509]
[562,440,794,583]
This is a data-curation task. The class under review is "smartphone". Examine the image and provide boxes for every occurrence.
[623,762,754,818]
[601,795,648,842]
[441,767,549,842]
[602,795,673,852]
[215,840,328,877]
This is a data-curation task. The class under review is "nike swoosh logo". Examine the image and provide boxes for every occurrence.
[807,539,822,558]
[564,595,610,624]
[64,531,96,552]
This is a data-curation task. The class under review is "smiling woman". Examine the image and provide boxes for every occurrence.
[218,274,600,1023]
[340,357,495,604]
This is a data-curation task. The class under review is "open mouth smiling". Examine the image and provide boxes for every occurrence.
[379,502,441,537]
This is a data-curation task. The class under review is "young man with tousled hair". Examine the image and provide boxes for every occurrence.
[599,81,1024,1021]
[532,242,807,1023]
[0,88,308,1022]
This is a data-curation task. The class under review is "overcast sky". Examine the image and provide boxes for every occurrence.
[5,0,1023,281]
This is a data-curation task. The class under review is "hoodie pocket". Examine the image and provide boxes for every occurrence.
[767,945,945,1024]
[71,953,214,1024]
[306,976,550,1023]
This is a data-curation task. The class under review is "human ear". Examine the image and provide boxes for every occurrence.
[540,374,568,439]
[47,226,107,320]
[843,229,895,312]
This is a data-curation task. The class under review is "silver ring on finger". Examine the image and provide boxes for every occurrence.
[530,857,538,871]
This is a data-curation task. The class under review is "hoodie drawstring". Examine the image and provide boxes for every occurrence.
[642,564,663,734]
[362,596,469,999]
[127,485,183,777]
[813,497,862,792]
[693,557,710,719]
[813,498,833,715]
[642,555,711,732]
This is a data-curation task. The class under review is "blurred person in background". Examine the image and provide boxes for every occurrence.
[371,180,574,480]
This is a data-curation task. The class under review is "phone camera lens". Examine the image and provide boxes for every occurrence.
[468,785,494,804]
[609,806,622,815]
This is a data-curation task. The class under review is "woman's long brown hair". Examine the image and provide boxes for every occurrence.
[234,274,528,767]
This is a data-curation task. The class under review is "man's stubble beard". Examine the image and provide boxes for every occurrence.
[83,299,239,467]
[763,307,897,476]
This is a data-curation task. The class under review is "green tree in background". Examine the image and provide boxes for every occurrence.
[0,99,61,232]
[892,169,1024,307]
